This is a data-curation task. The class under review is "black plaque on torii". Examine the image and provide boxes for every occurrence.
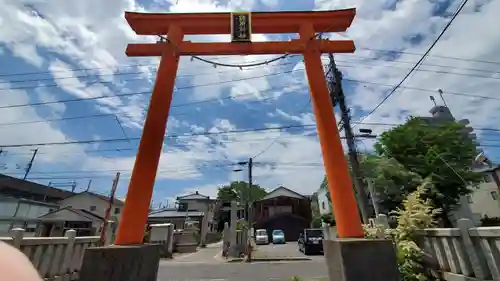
[231,12,252,43]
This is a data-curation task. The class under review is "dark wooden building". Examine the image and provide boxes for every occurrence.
[253,186,312,241]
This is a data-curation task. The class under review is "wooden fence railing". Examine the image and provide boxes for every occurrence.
[418,218,500,281]
[369,215,500,281]
[0,228,99,281]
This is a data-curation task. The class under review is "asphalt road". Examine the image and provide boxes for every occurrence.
[157,260,328,281]
[253,241,324,261]
[157,241,328,281]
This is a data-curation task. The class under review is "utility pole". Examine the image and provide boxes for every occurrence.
[327,53,372,223]
[246,157,253,262]
[23,148,38,180]
[99,172,120,246]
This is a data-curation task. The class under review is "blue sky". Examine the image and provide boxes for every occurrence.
[1,0,500,207]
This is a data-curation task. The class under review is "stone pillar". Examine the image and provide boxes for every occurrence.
[79,244,161,281]
[323,239,399,281]
[228,200,239,257]
[200,203,210,247]
[149,223,174,258]
[222,222,230,257]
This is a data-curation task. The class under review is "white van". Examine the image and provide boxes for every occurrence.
[255,229,269,245]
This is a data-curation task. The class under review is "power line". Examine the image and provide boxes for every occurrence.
[251,94,315,159]
[0,65,313,110]
[0,55,239,78]
[358,47,500,67]
[356,0,470,125]
[335,55,500,76]
[0,123,316,148]
[0,83,307,127]
[0,57,298,87]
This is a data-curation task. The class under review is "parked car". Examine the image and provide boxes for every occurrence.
[272,229,286,244]
[255,229,269,245]
[298,228,323,255]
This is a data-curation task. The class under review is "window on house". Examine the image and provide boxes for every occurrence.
[491,191,499,201]
[321,202,325,210]
[114,208,120,214]
[466,195,473,204]
[90,206,97,211]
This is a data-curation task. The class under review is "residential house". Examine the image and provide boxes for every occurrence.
[147,191,216,231]
[316,185,332,216]
[36,191,125,236]
[58,191,123,222]
[253,186,312,241]
[0,174,75,236]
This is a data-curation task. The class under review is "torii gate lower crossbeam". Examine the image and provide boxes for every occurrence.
[115,10,364,245]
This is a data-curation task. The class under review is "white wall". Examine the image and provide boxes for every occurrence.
[59,193,122,221]
[0,198,55,237]
[451,172,500,226]
[0,201,18,217]
[0,200,54,218]
[468,180,500,218]
[317,188,331,216]
[180,200,208,212]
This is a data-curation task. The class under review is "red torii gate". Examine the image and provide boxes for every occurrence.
[116,9,364,245]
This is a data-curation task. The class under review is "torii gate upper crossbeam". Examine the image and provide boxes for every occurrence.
[125,9,356,35]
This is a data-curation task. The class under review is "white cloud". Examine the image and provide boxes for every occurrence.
[3,0,500,202]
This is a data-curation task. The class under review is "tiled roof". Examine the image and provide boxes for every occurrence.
[61,191,124,206]
[0,174,74,200]
[148,208,204,218]
[39,206,105,222]
[176,191,211,200]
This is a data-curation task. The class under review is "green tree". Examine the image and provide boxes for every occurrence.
[361,154,423,213]
[374,118,482,222]
[216,181,267,203]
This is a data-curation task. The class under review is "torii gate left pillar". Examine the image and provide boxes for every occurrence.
[116,10,365,245]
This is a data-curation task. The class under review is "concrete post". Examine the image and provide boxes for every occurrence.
[323,239,399,281]
[104,221,115,245]
[79,244,161,281]
[149,223,174,258]
[10,228,25,249]
[229,200,239,257]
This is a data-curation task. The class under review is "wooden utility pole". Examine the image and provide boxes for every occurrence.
[99,172,120,246]
[86,179,92,192]
[327,53,371,223]
[23,148,38,180]
[246,157,253,262]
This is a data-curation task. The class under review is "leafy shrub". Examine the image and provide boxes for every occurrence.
[312,216,323,228]
[321,213,336,226]
[364,179,441,281]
